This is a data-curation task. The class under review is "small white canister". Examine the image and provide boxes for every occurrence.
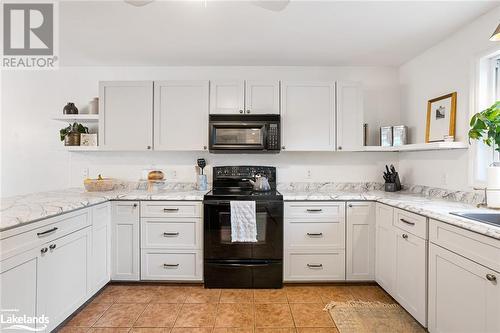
[487,165,500,208]
[89,97,99,114]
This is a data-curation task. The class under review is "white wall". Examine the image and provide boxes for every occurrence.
[398,6,500,191]
[1,66,399,197]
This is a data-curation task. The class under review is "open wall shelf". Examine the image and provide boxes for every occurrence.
[363,142,468,152]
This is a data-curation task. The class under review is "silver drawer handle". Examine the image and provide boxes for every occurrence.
[400,218,416,226]
[307,263,323,268]
[163,208,180,212]
[40,247,48,254]
[402,234,408,239]
[163,264,180,268]
[486,274,497,283]
[307,232,323,237]
[306,209,323,212]
[163,232,179,237]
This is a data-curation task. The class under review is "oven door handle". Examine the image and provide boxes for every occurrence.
[212,262,271,268]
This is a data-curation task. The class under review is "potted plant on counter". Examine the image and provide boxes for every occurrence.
[60,122,89,146]
[469,100,500,207]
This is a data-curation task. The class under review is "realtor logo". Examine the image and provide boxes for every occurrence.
[2,2,58,69]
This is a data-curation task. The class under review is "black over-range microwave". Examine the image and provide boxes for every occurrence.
[208,114,281,153]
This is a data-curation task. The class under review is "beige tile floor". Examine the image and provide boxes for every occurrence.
[57,283,400,333]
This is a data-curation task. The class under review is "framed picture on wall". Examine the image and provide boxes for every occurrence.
[425,92,457,142]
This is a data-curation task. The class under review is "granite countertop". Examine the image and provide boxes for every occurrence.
[1,182,500,241]
[0,185,207,232]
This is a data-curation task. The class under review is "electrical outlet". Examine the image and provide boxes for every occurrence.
[82,168,89,179]
[171,170,177,179]
[306,169,312,179]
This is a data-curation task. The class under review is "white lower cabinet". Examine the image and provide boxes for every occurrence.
[140,201,203,281]
[346,202,375,280]
[0,248,40,331]
[375,203,397,293]
[428,219,500,333]
[141,249,203,281]
[284,202,346,281]
[111,201,140,281]
[375,203,428,327]
[38,227,91,332]
[90,203,111,293]
[394,228,427,325]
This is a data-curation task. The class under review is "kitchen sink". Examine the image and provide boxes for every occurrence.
[450,212,500,227]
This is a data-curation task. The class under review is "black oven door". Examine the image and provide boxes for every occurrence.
[209,123,267,151]
[203,200,283,260]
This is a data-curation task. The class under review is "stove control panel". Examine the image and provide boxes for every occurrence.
[213,166,276,186]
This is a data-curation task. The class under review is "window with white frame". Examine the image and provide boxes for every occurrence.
[473,53,500,185]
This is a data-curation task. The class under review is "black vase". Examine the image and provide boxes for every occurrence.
[63,102,78,115]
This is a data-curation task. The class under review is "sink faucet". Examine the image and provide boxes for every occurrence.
[474,187,488,208]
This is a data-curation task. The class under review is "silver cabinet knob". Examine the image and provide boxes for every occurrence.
[41,247,48,254]
[486,274,497,283]
[147,145,151,150]
[348,204,353,208]
[246,110,251,114]
[239,110,244,114]
[402,234,408,239]
[203,146,207,150]
[49,244,56,250]
[281,146,286,150]
[133,203,138,208]
[338,146,342,150]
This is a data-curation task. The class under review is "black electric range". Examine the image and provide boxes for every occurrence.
[203,166,283,289]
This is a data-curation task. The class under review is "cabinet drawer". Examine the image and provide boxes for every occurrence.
[393,208,427,239]
[112,201,140,222]
[141,218,201,249]
[140,201,202,218]
[285,202,345,220]
[286,221,344,250]
[1,209,90,260]
[285,251,345,281]
[430,219,500,272]
[141,250,202,281]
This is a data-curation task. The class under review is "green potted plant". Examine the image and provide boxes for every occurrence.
[60,122,89,146]
[469,100,500,207]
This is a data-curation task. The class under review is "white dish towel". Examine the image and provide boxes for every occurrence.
[230,200,257,242]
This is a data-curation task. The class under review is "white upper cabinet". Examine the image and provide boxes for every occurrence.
[281,81,335,151]
[99,81,153,151]
[154,81,209,151]
[336,81,364,151]
[209,80,245,114]
[245,80,280,114]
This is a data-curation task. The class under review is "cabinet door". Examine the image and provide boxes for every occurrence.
[375,203,397,294]
[90,203,111,294]
[245,80,280,114]
[0,248,40,331]
[209,80,244,114]
[281,82,335,151]
[346,202,375,281]
[336,81,363,151]
[429,244,500,333]
[111,201,140,281]
[154,81,209,151]
[394,229,427,326]
[38,227,91,332]
[99,81,153,151]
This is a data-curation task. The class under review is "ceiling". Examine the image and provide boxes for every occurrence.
[59,1,500,67]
